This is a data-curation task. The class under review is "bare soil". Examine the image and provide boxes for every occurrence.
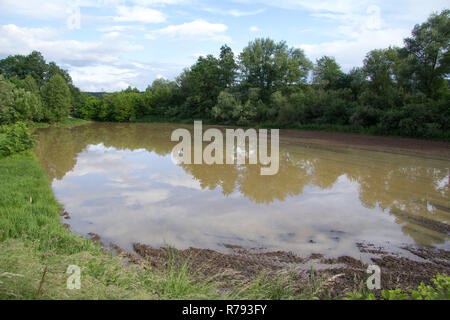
[108,240,449,297]
[280,129,450,160]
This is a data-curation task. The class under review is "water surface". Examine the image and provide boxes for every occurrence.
[34,123,450,257]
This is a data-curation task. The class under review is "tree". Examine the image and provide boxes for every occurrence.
[0,76,16,124]
[212,90,238,121]
[0,51,48,87]
[363,47,401,94]
[18,74,40,93]
[177,55,222,117]
[403,9,450,98]
[239,38,312,103]
[13,88,43,122]
[313,56,344,89]
[46,61,73,85]
[40,74,72,122]
[145,78,177,116]
[219,45,238,89]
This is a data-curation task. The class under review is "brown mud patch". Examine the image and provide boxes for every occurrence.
[87,232,101,242]
[280,129,450,160]
[114,242,450,297]
[59,210,71,220]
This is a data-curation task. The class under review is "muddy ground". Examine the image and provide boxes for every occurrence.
[108,240,449,298]
[279,129,450,160]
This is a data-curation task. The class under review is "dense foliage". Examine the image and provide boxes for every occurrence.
[0,122,35,157]
[1,10,449,140]
[0,51,84,124]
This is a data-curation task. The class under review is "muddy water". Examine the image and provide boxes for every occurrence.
[34,122,450,258]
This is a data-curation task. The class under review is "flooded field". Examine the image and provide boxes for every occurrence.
[34,122,450,258]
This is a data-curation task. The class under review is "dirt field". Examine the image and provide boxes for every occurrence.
[280,129,450,160]
[105,241,449,297]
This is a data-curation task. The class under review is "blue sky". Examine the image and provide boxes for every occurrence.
[0,0,448,92]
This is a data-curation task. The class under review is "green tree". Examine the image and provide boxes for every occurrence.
[212,90,239,121]
[46,61,73,85]
[403,9,450,98]
[17,75,40,93]
[0,51,48,87]
[0,76,17,124]
[219,45,238,89]
[145,78,176,116]
[362,47,404,110]
[239,38,312,103]
[313,56,344,89]
[363,47,401,95]
[40,74,72,122]
[177,55,222,117]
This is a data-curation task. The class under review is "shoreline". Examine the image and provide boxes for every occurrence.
[109,240,449,296]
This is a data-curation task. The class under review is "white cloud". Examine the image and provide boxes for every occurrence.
[98,25,146,32]
[234,0,372,13]
[249,26,261,32]
[114,5,166,23]
[0,24,142,67]
[146,19,231,42]
[69,61,184,91]
[130,0,186,5]
[300,28,410,71]
[297,4,414,70]
[0,0,185,21]
[203,7,265,17]
[0,0,70,19]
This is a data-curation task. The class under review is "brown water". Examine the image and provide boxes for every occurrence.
[34,122,450,258]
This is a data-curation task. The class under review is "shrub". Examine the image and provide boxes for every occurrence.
[350,105,380,128]
[212,90,238,121]
[0,122,35,157]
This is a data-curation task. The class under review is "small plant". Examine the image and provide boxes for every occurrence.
[409,274,449,300]
[381,289,410,300]
[346,274,449,300]
[345,291,376,300]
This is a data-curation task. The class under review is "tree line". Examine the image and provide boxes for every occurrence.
[1,10,449,139]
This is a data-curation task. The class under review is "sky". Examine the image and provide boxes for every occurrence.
[0,0,448,92]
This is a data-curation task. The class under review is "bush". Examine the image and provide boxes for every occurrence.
[346,274,449,300]
[0,123,35,157]
[350,105,380,128]
[212,90,238,121]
